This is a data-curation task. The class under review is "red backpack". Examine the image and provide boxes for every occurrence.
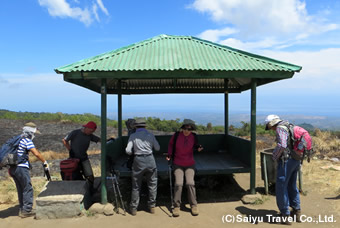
[60,158,80,180]
[278,122,314,163]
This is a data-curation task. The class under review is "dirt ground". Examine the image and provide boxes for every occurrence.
[1,164,339,228]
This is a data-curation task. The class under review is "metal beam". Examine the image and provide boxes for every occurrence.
[100,79,108,204]
[250,79,257,194]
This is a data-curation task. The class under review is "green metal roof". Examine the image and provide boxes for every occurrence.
[55,34,302,94]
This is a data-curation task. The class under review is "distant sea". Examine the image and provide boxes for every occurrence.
[108,111,340,130]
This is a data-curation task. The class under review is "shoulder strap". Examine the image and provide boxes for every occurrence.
[192,132,198,146]
[171,132,180,161]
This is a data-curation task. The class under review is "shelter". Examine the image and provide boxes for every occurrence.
[55,34,302,203]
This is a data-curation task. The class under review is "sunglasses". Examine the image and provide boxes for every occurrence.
[183,127,193,131]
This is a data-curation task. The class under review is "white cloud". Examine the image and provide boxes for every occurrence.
[92,3,99,22]
[96,0,109,16]
[192,0,339,47]
[38,0,109,26]
[259,48,340,91]
[198,27,238,42]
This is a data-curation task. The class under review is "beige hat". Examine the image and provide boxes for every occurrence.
[181,119,197,130]
[265,115,281,130]
[134,118,147,127]
[24,122,41,134]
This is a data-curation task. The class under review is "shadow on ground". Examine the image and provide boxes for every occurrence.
[0,205,20,219]
[235,206,278,224]
[90,173,249,216]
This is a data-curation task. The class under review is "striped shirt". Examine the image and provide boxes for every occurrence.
[17,138,35,168]
[272,126,289,161]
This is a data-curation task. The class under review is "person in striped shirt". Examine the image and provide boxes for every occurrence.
[8,122,49,218]
[265,115,301,225]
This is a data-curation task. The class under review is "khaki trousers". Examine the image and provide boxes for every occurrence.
[173,166,197,207]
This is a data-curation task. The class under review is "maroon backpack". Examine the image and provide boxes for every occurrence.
[60,158,80,180]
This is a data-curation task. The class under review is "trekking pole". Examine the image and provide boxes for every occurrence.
[168,160,174,212]
[113,174,126,215]
[107,175,119,213]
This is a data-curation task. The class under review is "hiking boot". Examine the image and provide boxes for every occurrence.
[130,208,137,216]
[280,214,292,225]
[19,210,36,218]
[191,206,199,216]
[172,207,180,217]
[291,209,301,223]
[149,207,155,214]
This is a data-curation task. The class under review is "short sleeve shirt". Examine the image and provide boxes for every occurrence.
[17,138,35,169]
[64,129,100,161]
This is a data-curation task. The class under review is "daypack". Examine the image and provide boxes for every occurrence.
[60,158,81,180]
[278,122,314,163]
[0,135,23,168]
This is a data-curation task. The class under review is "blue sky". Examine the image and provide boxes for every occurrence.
[1,0,340,123]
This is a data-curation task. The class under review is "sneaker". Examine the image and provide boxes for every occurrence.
[291,209,301,223]
[130,208,137,216]
[191,206,199,216]
[19,210,36,218]
[149,207,155,214]
[172,207,180,217]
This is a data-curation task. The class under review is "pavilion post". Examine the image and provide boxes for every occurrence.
[224,79,229,136]
[250,79,257,194]
[118,80,122,138]
[100,79,108,204]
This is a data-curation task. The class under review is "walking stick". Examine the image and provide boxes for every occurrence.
[107,174,119,213]
[114,174,126,215]
[168,160,174,211]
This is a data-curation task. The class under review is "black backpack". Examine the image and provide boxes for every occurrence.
[0,135,23,169]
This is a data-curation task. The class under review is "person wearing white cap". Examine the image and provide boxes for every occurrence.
[8,122,49,218]
[265,115,301,225]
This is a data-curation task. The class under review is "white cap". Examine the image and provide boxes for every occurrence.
[265,114,281,130]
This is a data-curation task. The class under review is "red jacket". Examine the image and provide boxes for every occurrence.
[168,132,197,167]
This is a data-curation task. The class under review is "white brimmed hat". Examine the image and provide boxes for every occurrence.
[265,115,281,130]
[24,122,41,134]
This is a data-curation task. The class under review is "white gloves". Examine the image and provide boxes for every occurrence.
[43,161,50,171]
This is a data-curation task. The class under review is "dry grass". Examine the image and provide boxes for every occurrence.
[302,159,340,195]
[0,176,48,210]
[29,149,101,162]
[313,129,340,158]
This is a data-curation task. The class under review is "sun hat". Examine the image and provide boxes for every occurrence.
[134,118,147,127]
[83,121,97,130]
[181,119,197,130]
[265,114,282,130]
[24,122,41,134]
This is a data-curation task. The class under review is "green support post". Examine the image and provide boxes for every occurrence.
[100,79,108,204]
[118,80,122,138]
[224,79,229,136]
[250,79,257,194]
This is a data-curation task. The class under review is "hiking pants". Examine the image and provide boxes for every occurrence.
[276,158,301,215]
[173,165,197,208]
[9,166,33,213]
[130,155,157,209]
[81,159,94,190]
